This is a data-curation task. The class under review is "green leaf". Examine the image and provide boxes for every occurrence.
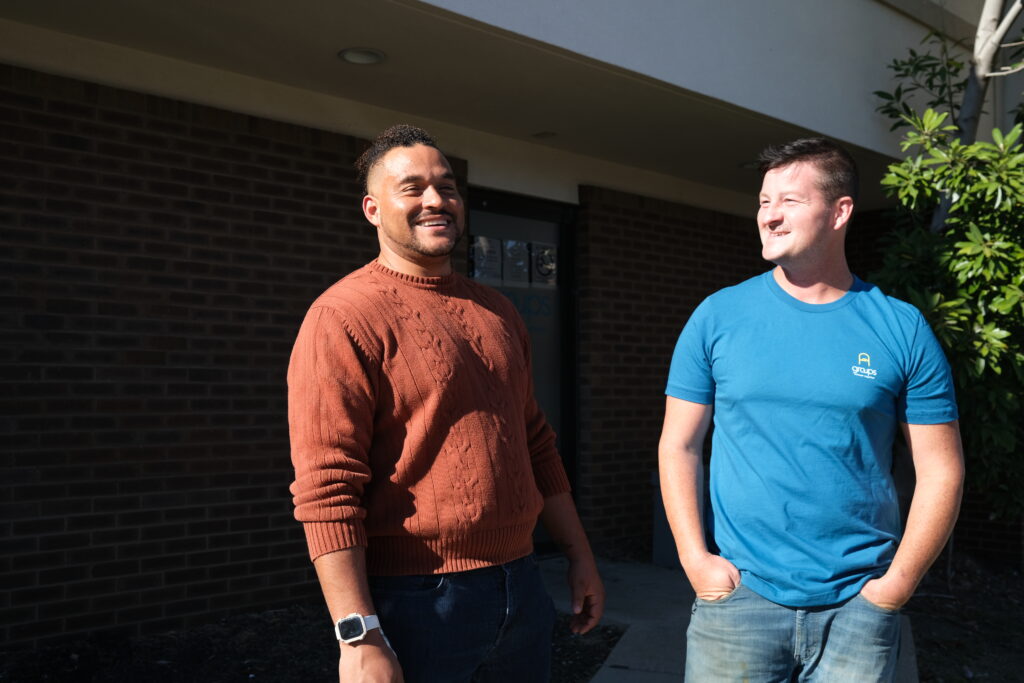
[874,36,1024,518]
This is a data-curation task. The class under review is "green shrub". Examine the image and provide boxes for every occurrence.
[871,109,1024,517]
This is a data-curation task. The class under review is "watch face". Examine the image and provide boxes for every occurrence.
[337,616,365,641]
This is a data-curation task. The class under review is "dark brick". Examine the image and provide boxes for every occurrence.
[12,517,65,535]
[91,560,140,578]
[38,565,90,584]
[0,62,485,651]
[12,585,64,606]
[90,591,140,611]
[14,618,67,641]
[39,533,92,551]
[0,606,37,628]
[92,528,140,545]
[138,617,184,635]
[64,610,117,632]
[117,573,163,591]
[38,599,91,619]
[49,133,92,151]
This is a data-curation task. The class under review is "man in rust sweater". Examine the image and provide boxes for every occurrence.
[288,125,603,682]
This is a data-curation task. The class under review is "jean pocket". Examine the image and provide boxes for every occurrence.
[695,582,743,605]
[854,592,900,615]
[368,573,447,596]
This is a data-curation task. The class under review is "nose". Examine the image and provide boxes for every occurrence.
[422,185,444,209]
[759,201,783,229]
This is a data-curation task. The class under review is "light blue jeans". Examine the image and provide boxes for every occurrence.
[685,584,901,682]
[368,554,556,683]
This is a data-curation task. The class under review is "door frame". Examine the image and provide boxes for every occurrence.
[467,187,579,490]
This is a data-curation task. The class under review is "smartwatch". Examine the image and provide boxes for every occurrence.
[335,613,383,644]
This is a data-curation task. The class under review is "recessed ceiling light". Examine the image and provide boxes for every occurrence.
[338,48,386,65]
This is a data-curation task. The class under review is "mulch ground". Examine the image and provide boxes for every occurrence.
[906,554,1024,682]
[0,608,623,683]
[2,553,1019,683]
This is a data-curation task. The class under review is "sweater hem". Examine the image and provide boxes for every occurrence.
[364,522,537,575]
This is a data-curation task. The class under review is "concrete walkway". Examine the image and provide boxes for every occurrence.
[540,555,693,681]
[539,555,920,682]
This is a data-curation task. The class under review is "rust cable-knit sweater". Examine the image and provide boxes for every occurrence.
[287,260,570,575]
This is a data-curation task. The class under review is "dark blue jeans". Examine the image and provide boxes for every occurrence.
[368,554,556,683]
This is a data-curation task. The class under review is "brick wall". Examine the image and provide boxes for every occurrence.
[573,186,765,552]
[4,60,1016,652]
[0,64,466,649]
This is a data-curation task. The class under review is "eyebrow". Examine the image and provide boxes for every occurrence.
[397,171,456,185]
[760,190,808,198]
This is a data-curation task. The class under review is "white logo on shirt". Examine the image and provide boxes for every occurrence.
[851,352,876,380]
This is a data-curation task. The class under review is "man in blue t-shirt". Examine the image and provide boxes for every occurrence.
[659,138,964,682]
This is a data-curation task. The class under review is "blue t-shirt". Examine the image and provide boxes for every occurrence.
[666,271,958,607]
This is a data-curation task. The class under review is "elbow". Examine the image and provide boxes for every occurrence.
[919,456,965,504]
[947,450,966,493]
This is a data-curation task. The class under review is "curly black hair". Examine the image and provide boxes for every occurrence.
[758,137,859,203]
[355,124,439,193]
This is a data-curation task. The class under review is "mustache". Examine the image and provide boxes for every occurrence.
[415,211,457,221]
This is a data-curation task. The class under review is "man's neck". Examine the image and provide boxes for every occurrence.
[772,263,854,304]
[376,250,452,278]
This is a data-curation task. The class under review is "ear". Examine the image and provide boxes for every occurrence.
[832,196,854,231]
[363,194,381,228]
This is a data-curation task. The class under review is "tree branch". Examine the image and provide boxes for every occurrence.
[928,0,1023,233]
[993,1,1024,46]
[974,0,1021,78]
[940,39,959,122]
[990,62,1024,77]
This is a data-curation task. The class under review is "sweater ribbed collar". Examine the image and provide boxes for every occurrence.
[369,258,460,291]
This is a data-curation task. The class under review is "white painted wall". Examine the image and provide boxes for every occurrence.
[0,18,752,216]
[423,0,935,157]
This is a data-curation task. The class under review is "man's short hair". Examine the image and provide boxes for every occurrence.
[355,124,439,193]
[758,138,859,203]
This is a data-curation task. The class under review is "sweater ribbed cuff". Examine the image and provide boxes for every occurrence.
[303,521,367,561]
[533,459,572,498]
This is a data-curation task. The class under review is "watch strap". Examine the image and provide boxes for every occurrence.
[335,612,382,643]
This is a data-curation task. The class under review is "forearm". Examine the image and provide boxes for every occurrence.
[658,441,709,567]
[313,547,402,680]
[539,491,594,562]
[312,546,376,622]
[884,440,964,595]
[658,397,737,599]
[657,398,713,566]
[540,491,604,633]
[864,421,964,608]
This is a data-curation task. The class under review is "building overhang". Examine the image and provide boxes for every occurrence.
[1,0,903,209]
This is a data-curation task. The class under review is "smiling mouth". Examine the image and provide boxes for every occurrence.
[416,215,453,228]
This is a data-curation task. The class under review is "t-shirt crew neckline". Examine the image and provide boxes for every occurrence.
[762,270,867,313]
[369,258,459,291]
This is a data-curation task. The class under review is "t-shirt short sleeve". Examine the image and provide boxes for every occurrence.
[897,313,959,424]
[666,299,715,405]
